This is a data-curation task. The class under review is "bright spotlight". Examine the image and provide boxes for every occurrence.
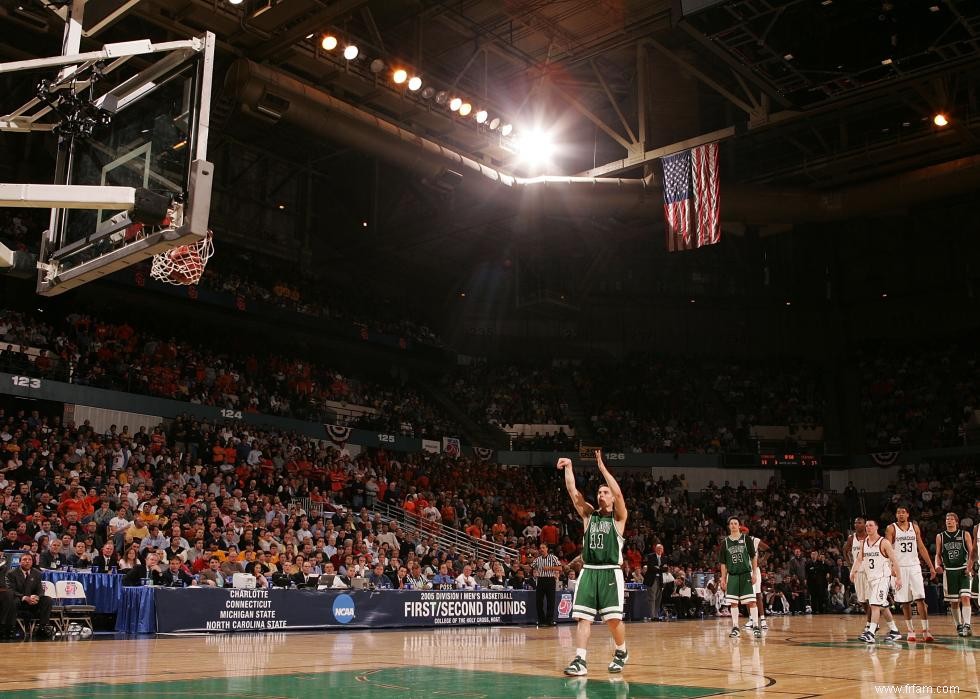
[449,97,462,111]
[458,102,472,116]
[408,76,422,91]
[421,86,435,99]
[321,35,337,51]
[370,59,385,74]
[488,117,500,130]
[435,91,448,105]
[475,110,488,124]
[392,69,408,84]
[228,0,244,5]
[500,123,513,136]
[516,129,555,167]
[343,45,359,60]
[933,113,949,127]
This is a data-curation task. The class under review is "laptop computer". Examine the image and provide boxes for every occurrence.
[350,577,368,590]
[316,574,335,590]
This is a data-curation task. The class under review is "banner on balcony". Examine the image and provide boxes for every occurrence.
[325,424,352,444]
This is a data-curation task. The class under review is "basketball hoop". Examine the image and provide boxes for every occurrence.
[150,231,214,286]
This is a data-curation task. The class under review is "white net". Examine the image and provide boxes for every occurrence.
[150,231,214,286]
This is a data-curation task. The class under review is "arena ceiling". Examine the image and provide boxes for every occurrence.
[2,0,980,297]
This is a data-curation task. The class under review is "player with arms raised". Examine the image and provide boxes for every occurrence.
[558,451,629,677]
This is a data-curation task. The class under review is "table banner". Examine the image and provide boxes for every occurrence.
[154,588,535,634]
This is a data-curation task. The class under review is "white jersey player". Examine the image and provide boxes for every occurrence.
[845,517,872,633]
[741,526,769,632]
[885,505,937,642]
[851,519,902,644]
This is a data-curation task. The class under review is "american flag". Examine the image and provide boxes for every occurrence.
[442,437,461,458]
[661,143,721,252]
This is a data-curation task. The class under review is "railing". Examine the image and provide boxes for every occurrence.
[372,501,518,561]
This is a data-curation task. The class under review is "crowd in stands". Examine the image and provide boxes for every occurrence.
[573,358,735,454]
[0,308,459,440]
[860,343,980,450]
[444,362,570,428]
[199,264,443,349]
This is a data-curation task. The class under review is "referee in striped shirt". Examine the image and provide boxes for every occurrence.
[533,543,561,627]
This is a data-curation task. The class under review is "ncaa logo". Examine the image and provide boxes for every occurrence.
[332,594,356,624]
[557,593,573,618]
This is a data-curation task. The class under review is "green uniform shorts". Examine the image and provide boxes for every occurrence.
[572,566,625,621]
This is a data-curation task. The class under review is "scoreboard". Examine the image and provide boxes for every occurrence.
[759,453,820,467]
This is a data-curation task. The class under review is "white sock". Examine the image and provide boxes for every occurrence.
[952,606,963,625]
[905,620,914,632]
[963,603,972,626]
[868,622,879,634]
[750,607,759,625]
[731,606,739,628]
[921,620,929,630]
[615,643,626,653]
[887,620,898,632]
[576,648,587,660]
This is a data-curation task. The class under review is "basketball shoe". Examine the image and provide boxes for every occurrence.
[564,656,588,676]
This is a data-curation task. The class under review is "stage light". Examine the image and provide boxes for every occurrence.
[393,69,407,84]
[933,113,948,127]
[500,123,512,136]
[343,45,359,60]
[458,102,472,116]
[408,76,422,91]
[421,86,435,99]
[370,59,385,74]
[435,91,448,105]
[228,0,244,5]
[516,128,555,167]
[475,110,488,124]
[449,97,462,111]
[488,117,500,130]
[321,35,338,51]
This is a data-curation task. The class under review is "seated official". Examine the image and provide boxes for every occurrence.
[508,569,533,590]
[248,562,270,590]
[406,563,429,590]
[123,552,166,587]
[159,557,195,587]
[430,563,455,589]
[91,542,119,572]
[367,563,392,589]
[7,554,53,636]
[455,565,478,590]
[318,563,350,589]
[39,540,67,570]
[292,560,318,588]
[66,541,93,569]
[198,557,227,588]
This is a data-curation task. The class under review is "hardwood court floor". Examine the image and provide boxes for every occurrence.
[0,615,975,698]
